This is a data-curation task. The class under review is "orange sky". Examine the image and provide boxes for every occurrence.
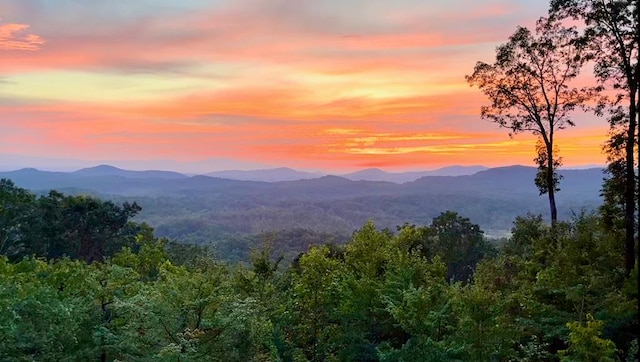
[0,0,609,172]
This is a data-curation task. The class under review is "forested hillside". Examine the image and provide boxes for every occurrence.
[0,179,637,361]
[0,166,603,252]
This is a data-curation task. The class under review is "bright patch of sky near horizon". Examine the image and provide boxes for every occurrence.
[0,0,608,172]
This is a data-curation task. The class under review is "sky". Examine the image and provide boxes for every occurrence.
[0,0,609,172]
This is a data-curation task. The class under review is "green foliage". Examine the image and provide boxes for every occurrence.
[0,179,37,258]
[501,213,547,259]
[377,255,463,361]
[559,314,617,362]
[429,211,493,282]
[1,183,637,360]
[107,173,601,256]
[473,213,637,359]
[290,245,345,361]
[394,212,493,283]
[0,257,97,361]
[112,223,168,281]
[551,0,639,276]
[534,137,563,195]
[47,193,141,263]
[454,284,520,361]
[0,181,141,263]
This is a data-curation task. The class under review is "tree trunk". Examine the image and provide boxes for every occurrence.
[624,118,635,276]
[101,299,109,362]
[543,130,558,226]
[547,138,558,225]
[628,86,638,276]
[634,1,640,278]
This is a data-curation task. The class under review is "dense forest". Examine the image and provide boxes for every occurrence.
[1,0,639,360]
[0,179,637,361]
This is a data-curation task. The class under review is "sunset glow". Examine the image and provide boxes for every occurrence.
[0,0,608,172]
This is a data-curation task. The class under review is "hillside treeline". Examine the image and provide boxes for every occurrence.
[1,179,637,361]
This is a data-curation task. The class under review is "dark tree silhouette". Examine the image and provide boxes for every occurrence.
[550,0,639,276]
[466,17,590,224]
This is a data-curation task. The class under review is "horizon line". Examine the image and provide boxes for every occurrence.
[0,162,607,175]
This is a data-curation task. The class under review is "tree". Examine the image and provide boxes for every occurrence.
[559,315,617,361]
[396,212,492,282]
[0,258,98,361]
[428,211,491,282]
[599,129,629,233]
[0,179,36,258]
[466,17,590,224]
[550,0,639,276]
[341,222,404,361]
[471,212,636,359]
[59,195,141,263]
[0,184,143,263]
[290,246,345,361]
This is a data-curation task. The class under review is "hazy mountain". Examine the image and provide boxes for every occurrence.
[1,165,604,235]
[0,153,272,174]
[0,165,603,200]
[205,167,323,182]
[340,165,488,183]
[426,165,489,176]
[0,168,76,187]
[406,165,604,199]
[73,165,187,179]
[0,154,97,172]
[340,168,391,182]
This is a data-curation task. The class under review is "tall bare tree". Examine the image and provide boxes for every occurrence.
[550,0,639,276]
[466,17,590,224]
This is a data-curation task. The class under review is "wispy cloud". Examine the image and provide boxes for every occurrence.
[0,20,44,50]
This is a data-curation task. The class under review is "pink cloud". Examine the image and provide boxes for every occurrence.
[0,20,44,50]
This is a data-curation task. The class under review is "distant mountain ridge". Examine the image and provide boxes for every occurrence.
[0,154,271,173]
[199,165,490,183]
[0,165,604,194]
[74,165,187,179]
[0,164,605,238]
[0,163,601,184]
[340,165,489,183]
[206,167,322,182]
[8,164,491,183]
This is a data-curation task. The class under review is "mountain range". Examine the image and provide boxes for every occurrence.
[0,164,492,184]
[1,164,605,242]
[206,167,322,182]
[340,165,489,183]
[203,165,489,182]
[73,165,187,179]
